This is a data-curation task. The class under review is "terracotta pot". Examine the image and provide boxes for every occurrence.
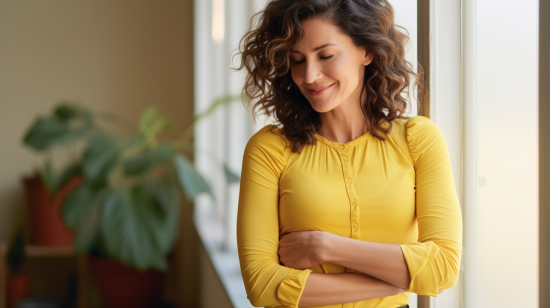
[23,175,82,246]
[8,272,30,308]
[90,258,165,308]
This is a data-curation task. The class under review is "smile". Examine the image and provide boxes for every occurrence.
[306,83,335,96]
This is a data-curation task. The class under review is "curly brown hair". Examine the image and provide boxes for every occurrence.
[236,0,421,152]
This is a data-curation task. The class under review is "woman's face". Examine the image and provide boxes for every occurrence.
[290,17,373,113]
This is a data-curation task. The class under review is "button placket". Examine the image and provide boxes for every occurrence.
[337,145,361,241]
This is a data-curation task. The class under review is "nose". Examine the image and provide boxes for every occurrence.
[304,60,322,84]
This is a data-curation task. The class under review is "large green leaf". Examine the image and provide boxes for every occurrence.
[123,144,175,176]
[174,154,213,201]
[73,212,100,252]
[99,186,172,270]
[100,189,149,269]
[53,103,92,124]
[61,182,102,252]
[154,176,181,210]
[133,185,177,256]
[62,182,95,230]
[223,164,240,183]
[82,135,136,181]
[23,117,91,151]
[153,177,181,249]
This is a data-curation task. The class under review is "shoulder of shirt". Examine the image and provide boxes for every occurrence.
[387,115,440,139]
[398,116,447,164]
[405,115,443,140]
[385,116,444,158]
[244,124,289,159]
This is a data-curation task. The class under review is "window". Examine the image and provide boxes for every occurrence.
[462,0,539,306]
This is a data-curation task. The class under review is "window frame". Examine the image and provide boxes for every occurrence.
[417,1,463,306]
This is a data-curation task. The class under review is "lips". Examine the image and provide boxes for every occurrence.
[306,83,335,96]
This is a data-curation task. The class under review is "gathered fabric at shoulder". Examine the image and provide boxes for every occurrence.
[406,116,447,168]
[244,124,290,180]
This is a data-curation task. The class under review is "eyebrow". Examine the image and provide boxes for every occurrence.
[289,43,336,54]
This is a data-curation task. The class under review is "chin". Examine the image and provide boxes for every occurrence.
[312,106,334,113]
[308,100,339,113]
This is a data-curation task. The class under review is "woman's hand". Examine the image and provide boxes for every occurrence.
[278,231,327,269]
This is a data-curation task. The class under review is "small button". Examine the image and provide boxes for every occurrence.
[342,156,349,162]
[352,201,358,207]
[346,179,352,184]
[339,144,345,150]
[353,224,358,229]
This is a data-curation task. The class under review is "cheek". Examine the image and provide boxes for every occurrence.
[290,66,303,85]
[323,57,345,80]
[330,57,362,91]
[325,56,358,85]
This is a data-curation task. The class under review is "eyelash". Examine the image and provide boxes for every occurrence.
[292,55,334,64]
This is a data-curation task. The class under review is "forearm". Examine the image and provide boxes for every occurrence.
[298,272,405,307]
[323,234,411,289]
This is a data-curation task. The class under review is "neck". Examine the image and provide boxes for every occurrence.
[317,88,368,144]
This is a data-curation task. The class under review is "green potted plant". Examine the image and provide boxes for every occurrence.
[22,104,95,246]
[56,99,239,308]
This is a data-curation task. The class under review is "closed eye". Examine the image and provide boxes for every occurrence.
[291,55,333,64]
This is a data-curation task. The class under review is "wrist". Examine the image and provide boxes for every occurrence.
[316,231,337,264]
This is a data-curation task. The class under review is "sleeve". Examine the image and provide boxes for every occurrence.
[237,125,312,308]
[399,116,463,297]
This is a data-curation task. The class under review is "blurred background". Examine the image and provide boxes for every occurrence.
[0,0,542,308]
[0,1,200,308]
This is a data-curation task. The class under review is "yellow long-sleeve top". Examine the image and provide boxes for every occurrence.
[236,116,462,308]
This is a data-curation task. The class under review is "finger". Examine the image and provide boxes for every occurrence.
[279,233,289,240]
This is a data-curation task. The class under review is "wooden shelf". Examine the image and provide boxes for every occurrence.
[0,243,75,257]
[0,243,88,308]
[26,245,75,257]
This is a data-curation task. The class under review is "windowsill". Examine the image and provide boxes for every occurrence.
[194,205,254,308]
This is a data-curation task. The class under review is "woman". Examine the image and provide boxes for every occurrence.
[235,1,462,307]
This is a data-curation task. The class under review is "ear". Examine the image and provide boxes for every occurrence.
[362,49,374,66]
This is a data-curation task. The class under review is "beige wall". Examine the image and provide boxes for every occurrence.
[0,1,200,307]
[0,1,193,241]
